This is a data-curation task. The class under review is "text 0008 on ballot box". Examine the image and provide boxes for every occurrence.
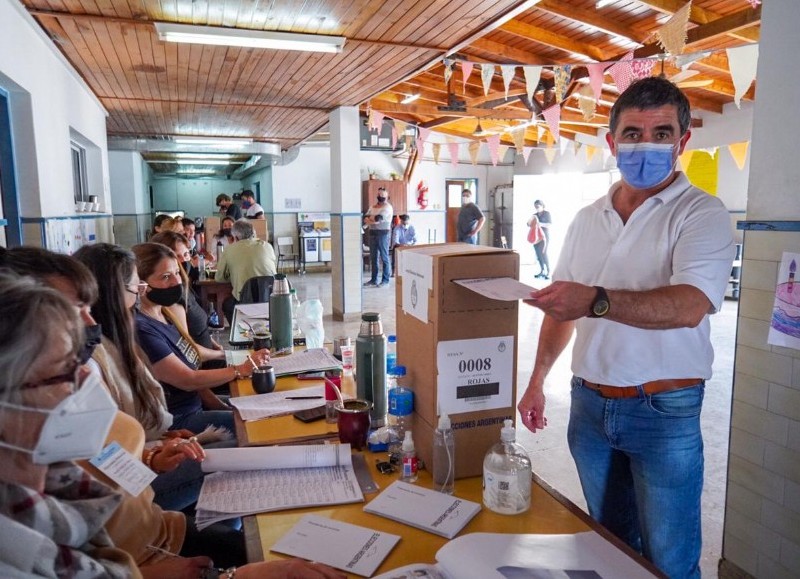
[395,243,519,478]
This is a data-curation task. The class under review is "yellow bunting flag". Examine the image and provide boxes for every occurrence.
[511,126,526,153]
[468,141,481,165]
[545,130,556,147]
[577,85,596,121]
[585,145,598,165]
[679,150,693,173]
[683,149,719,195]
[432,143,441,165]
[728,141,749,170]
[544,146,557,165]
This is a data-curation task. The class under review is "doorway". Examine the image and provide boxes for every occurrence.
[444,178,478,242]
[0,90,21,246]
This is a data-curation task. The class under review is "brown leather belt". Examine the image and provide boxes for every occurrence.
[581,378,701,399]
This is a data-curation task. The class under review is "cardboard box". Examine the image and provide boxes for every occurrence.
[395,243,519,478]
[204,216,269,256]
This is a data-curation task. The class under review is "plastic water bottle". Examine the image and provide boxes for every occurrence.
[290,288,301,338]
[387,366,412,456]
[386,335,397,375]
[216,239,224,263]
[483,419,531,515]
[198,254,206,280]
[433,412,455,494]
[400,431,418,483]
[208,303,222,329]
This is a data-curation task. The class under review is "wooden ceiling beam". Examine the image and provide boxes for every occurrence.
[369,99,532,120]
[534,0,647,44]
[686,5,761,47]
[634,0,759,42]
[469,38,554,66]
[498,19,608,62]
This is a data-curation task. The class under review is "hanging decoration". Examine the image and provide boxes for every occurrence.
[544,147,557,165]
[631,58,655,80]
[368,109,385,132]
[432,143,441,165]
[537,124,546,142]
[448,142,460,168]
[607,52,634,93]
[542,103,561,142]
[404,134,413,149]
[486,134,501,166]
[681,149,719,195]
[393,120,407,150]
[553,65,572,103]
[468,141,481,165]
[511,126,526,152]
[586,62,607,101]
[523,66,542,104]
[481,63,496,96]
[573,140,583,156]
[559,135,570,156]
[577,85,596,121]
[498,144,509,165]
[461,61,474,94]
[746,0,761,10]
[416,126,431,158]
[501,65,516,99]
[727,44,759,108]
[416,181,429,210]
[521,146,532,164]
[655,1,692,56]
[728,141,749,170]
[585,145,598,165]
[391,125,398,149]
[443,59,454,85]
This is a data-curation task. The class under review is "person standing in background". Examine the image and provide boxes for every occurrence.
[364,187,393,288]
[215,193,242,221]
[457,189,485,244]
[391,214,417,276]
[533,200,552,278]
[241,190,265,219]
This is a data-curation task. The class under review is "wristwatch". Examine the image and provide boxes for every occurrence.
[588,286,610,318]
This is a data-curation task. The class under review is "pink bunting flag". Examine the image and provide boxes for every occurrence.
[746,0,761,7]
[631,58,655,80]
[542,104,561,143]
[369,110,385,132]
[415,126,431,158]
[461,61,474,94]
[448,142,460,168]
[607,52,634,93]
[391,126,398,149]
[586,62,607,102]
[486,134,501,166]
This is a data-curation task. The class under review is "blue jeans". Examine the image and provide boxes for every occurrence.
[369,230,391,284]
[171,408,236,436]
[568,376,704,579]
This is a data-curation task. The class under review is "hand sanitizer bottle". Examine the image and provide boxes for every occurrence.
[400,430,418,483]
[483,419,531,514]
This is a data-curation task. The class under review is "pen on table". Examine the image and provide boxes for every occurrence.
[246,355,258,371]
[285,396,324,400]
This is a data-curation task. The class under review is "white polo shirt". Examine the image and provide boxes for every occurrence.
[554,173,735,386]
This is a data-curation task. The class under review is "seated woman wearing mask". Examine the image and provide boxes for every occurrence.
[214,216,236,250]
[132,242,269,435]
[0,274,344,579]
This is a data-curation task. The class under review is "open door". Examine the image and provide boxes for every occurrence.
[445,178,478,242]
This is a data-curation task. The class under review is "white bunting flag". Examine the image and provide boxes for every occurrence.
[727,44,759,108]
[481,64,496,96]
[500,65,516,99]
[523,66,542,104]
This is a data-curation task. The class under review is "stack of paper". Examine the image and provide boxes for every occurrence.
[364,481,481,539]
[270,348,342,376]
[195,444,364,529]
[229,384,325,420]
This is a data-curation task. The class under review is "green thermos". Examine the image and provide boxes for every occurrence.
[269,274,293,352]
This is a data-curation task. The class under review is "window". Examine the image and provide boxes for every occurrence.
[71,142,88,203]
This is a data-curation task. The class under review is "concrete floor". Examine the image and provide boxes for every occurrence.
[287,265,737,578]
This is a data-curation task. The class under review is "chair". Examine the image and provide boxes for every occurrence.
[239,275,277,305]
[276,236,300,274]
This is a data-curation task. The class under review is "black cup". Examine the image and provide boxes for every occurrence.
[252,332,272,351]
[252,365,276,394]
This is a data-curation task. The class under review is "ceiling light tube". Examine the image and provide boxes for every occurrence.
[173,137,252,146]
[175,153,236,160]
[401,94,420,104]
[174,159,244,165]
[155,23,346,53]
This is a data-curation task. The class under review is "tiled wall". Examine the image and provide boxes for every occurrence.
[724,229,800,578]
[330,214,364,320]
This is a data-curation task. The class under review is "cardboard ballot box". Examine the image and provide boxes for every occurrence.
[395,243,519,478]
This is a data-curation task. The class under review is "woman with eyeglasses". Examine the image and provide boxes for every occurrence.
[0,274,344,579]
[132,243,269,436]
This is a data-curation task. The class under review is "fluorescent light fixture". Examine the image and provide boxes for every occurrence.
[595,0,616,8]
[173,137,252,146]
[155,22,346,53]
[176,169,217,175]
[401,94,420,104]
[175,159,244,165]
[175,153,236,160]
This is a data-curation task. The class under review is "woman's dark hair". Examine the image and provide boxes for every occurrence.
[0,246,98,305]
[74,243,164,431]
[131,241,178,282]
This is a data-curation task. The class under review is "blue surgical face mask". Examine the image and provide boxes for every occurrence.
[615,142,677,190]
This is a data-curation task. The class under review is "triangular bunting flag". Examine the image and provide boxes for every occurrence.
[461,61,474,94]
[544,147,557,165]
[481,64,496,96]
[655,1,691,56]
[511,126,526,152]
[559,136,570,156]
[607,52,634,93]
[553,65,572,103]
[727,44,759,108]
[443,59,454,86]
[573,140,582,155]
[368,109,385,132]
[522,146,532,164]
[391,126,398,149]
[728,141,749,170]
[394,120,407,141]
[542,104,561,142]
[449,142,460,168]
[501,65,516,100]
[577,85,596,121]
[498,144,509,163]
[585,145,598,165]
[586,62,607,101]
[746,0,761,8]
[537,124,546,142]
[523,66,542,104]
[545,129,556,147]
[674,50,712,69]
[486,134,501,166]
[679,150,693,173]
[405,134,413,149]
[432,143,441,165]
[631,58,655,80]
[468,141,481,165]
[416,126,431,159]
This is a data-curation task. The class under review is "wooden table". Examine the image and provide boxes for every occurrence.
[196,279,233,319]
[243,457,665,578]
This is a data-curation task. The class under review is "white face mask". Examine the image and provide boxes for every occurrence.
[0,364,117,464]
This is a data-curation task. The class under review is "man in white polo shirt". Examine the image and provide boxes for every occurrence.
[517,77,735,579]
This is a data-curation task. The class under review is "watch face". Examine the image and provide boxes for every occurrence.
[593,299,610,317]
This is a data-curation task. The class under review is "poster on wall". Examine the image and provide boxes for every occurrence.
[767,251,800,350]
[45,219,96,255]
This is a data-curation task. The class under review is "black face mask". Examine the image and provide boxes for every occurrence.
[146,284,183,307]
[377,196,386,203]
[181,260,191,273]
[78,324,103,365]
[221,228,232,236]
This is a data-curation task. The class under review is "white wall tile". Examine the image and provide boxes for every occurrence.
[736,345,794,387]
[764,442,800,485]
[728,455,785,503]
[726,481,764,521]
[733,371,769,408]
[725,507,782,560]
[738,288,780,322]
[740,258,778,292]
[731,400,790,445]
[736,316,772,352]
[730,426,767,465]
[769,384,800,421]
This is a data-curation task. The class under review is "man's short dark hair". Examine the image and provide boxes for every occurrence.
[215,193,231,206]
[181,217,195,228]
[241,190,255,199]
[534,200,544,208]
[609,77,691,136]
[400,214,410,222]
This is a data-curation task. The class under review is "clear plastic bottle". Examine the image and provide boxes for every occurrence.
[387,366,412,456]
[483,419,531,515]
[386,335,397,375]
[198,254,206,280]
[290,288,302,339]
[400,430,418,483]
[433,412,455,494]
